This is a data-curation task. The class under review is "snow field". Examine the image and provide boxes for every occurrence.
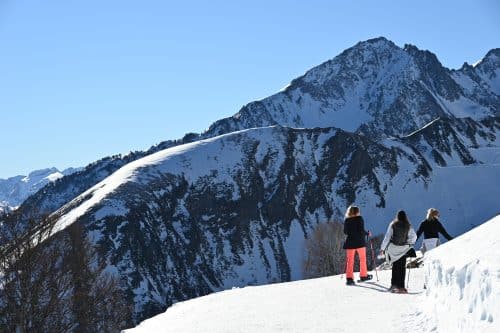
[125,267,425,333]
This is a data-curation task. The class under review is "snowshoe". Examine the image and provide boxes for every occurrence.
[346,278,356,286]
[358,274,373,282]
[406,257,423,268]
[391,287,408,294]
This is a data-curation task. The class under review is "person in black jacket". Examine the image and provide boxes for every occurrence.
[416,208,453,253]
[343,205,372,285]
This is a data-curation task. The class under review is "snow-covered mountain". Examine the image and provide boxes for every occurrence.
[206,38,499,139]
[0,167,79,212]
[125,215,500,333]
[15,37,499,323]
[51,115,499,322]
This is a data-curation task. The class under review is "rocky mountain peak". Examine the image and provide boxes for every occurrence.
[205,38,499,142]
[478,48,500,66]
[461,48,500,96]
[340,36,401,59]
[298,36,405,87]
[474,48,500,78]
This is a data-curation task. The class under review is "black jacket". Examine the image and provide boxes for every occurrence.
[416,218,453,240]
[343,216,368,249]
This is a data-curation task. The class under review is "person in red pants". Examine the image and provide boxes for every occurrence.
[343,205,372,285]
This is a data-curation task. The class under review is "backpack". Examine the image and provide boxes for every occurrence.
[390,220,410,245]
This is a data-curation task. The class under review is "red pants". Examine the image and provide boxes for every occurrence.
[345,247,368,279]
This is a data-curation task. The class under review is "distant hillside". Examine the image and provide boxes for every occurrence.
[0,167,79,211]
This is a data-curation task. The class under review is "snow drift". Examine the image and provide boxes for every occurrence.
[407,214,500,332]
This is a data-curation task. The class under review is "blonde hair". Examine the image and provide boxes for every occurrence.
[345,205,360,218]
[426,208,439,220]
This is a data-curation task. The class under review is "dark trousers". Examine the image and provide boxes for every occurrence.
[391,254,407,288]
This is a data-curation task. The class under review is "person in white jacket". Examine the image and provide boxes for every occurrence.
[380,210,417,293]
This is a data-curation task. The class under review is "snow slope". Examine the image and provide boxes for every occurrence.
[53,128,258,234]
[125,215,500,333]
[406,214,500,333]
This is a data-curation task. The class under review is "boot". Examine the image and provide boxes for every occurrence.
[359,274,373,282]
[395,288,408,294]
[346,278,356,286]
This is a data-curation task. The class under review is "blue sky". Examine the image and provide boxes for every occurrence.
[0,0,498,178]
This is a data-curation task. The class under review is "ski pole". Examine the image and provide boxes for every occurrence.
[407,258,411,289]
[369,239,379,282]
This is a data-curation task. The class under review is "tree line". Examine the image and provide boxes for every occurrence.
[0,211,132,332]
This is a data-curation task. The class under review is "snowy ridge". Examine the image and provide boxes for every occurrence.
[125,216,500,332]
[53,128,258,233]
[125,269,426,333]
